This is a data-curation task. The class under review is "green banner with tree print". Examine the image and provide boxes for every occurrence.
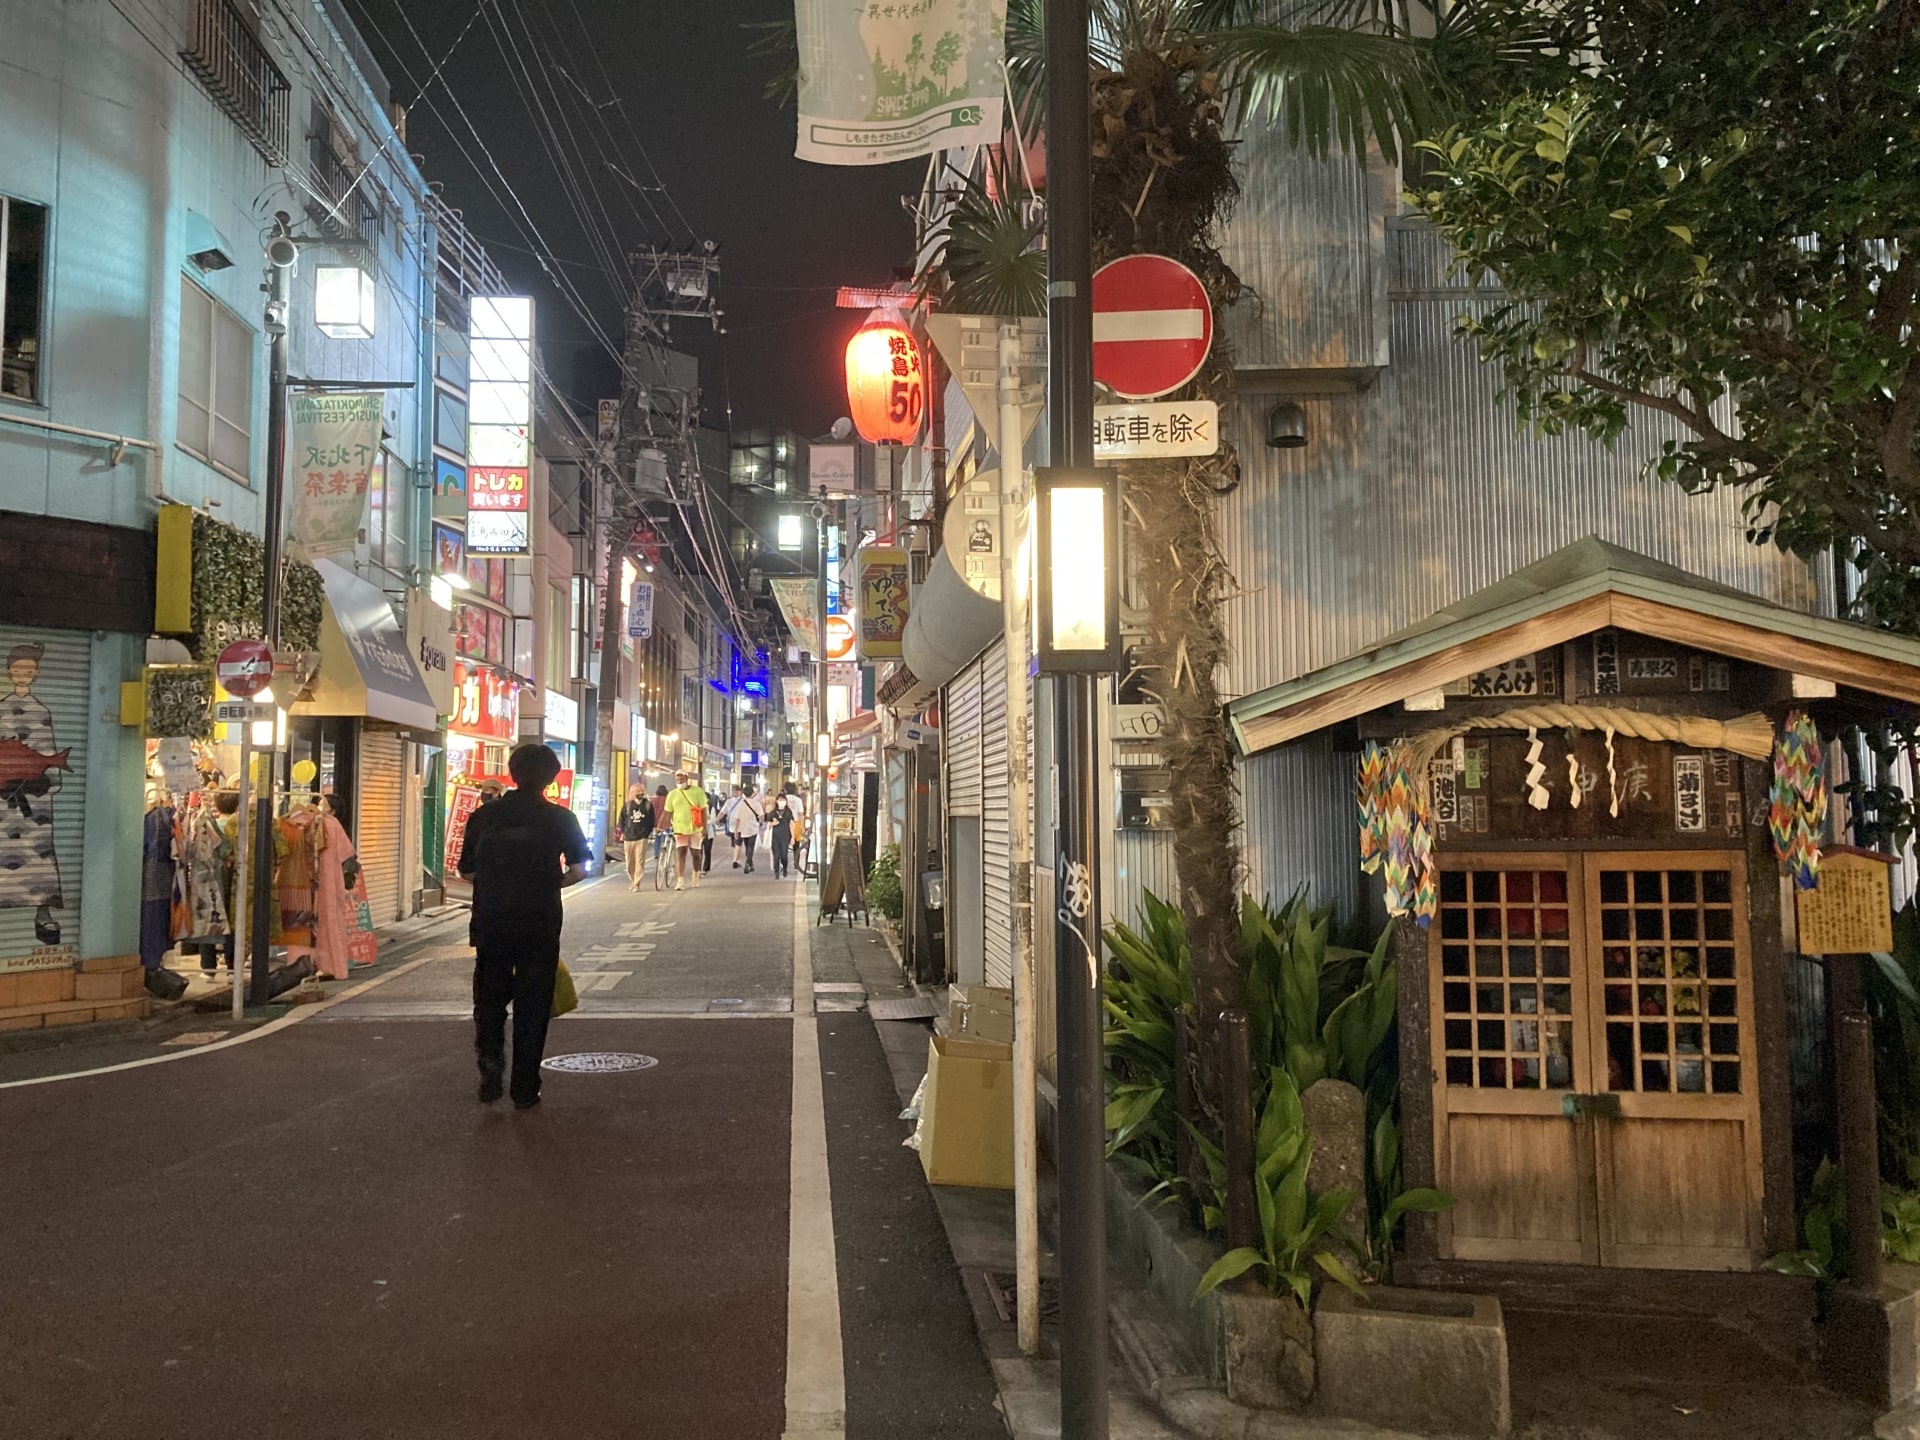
[795,0,1006,166]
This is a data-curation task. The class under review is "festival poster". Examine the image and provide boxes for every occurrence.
[289,393,382,553]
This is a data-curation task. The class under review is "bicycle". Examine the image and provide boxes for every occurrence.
[651,829,675,891]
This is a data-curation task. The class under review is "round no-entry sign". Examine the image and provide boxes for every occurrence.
[1092,254,1214,400]
[216,638,274,698]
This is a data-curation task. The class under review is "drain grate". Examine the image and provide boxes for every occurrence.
[983,1272,1061,1326]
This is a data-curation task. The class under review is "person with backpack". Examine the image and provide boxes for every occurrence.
[618,782,655,892]
[731,784,765,873]
[720,783,745,868]
[768,791,793,879]
[456,744,590,1110]
[661,769,710,891]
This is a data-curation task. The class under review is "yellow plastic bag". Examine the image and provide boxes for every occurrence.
[551,959,579,1018]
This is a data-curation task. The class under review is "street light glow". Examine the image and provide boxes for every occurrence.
[313,264,376,341]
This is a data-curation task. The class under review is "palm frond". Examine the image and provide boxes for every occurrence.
[743,18,799,108]
[1206,23,1438,161]
[916,154,1048,317]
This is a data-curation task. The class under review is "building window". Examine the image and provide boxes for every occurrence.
[180,0,291,162]
[1,195,47,404]
[434,388,467,453]
[367,450,411,576]
[177,277,254,481]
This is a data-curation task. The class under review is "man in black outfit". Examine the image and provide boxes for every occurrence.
[457,744,590,1109]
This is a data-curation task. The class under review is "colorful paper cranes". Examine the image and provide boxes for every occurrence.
[1769,710,1826,889]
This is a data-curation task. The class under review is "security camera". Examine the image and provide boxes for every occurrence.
[1265,399,1308,450]
[265,235,299,270]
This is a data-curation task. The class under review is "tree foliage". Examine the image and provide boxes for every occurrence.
[1409,0,1920,625]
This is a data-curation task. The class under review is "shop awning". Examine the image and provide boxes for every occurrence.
[296,559,439,733]
[1227,536,1920,756]
[901,524,1001,692]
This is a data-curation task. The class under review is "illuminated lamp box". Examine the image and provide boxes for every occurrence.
[918,1035,1014,1190]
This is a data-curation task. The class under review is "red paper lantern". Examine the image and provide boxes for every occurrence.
[844,313,925,445]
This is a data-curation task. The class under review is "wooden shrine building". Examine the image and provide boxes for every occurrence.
[1229,537,1920,1284]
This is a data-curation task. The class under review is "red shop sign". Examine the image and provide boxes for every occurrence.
[469,466,530,512]
[451,662,519,742]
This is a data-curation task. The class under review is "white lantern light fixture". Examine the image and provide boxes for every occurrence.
[816,731,832,767]
[1034,466,1121,673]
[313,264,377,341]
[777,513,804,551]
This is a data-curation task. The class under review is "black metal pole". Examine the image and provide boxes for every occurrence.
[1045,0,1106,1431]
[251,244,293,1006]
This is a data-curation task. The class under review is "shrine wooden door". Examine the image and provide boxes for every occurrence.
[1429,852,1763,1270]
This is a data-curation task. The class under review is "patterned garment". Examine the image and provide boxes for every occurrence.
[178,803,230,939]
[0,690,64,910]
[274,809,323,947]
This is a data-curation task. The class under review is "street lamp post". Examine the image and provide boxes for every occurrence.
[250,233,298,1005]
[1044,0,1110,1433]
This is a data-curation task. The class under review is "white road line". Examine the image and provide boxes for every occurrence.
[0,952,447,1090]
[783,881,845,1440]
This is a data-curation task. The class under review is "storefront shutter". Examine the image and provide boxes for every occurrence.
[944,657,983,818]
[356,730,405,925]
[980,637,1012,990]
[0,627,91,965]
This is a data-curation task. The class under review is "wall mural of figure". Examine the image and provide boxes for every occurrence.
[0,643,70,946]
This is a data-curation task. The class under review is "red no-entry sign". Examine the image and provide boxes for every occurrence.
[216,638,274,699]
[1091,255,1214,401]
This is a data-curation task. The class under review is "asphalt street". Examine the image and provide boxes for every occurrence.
[0,861,1005,1439]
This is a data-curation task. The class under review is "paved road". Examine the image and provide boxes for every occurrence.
[0,863,1004,1439]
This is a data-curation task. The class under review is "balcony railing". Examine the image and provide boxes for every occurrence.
[181,0,291,163]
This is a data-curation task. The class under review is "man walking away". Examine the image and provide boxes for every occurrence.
[769,791,793,878]
[733,784,765,873]
[458,744,590,1110]
[618,783,654,891]
[721,783,745,868]
[663,770,709,891]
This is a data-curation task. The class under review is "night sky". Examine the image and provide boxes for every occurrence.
[344,0,919,437]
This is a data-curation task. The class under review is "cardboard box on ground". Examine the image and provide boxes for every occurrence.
[917,1034,1014,1189]
[948,984,1014,1045]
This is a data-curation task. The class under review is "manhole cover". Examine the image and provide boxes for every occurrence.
[540,1052,659,1074]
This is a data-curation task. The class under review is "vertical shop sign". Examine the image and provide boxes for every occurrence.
[466,297,533,556]
[793,0,1007,166]
[1593,629,1621,695]
[444,785,482,878]
[856,547,909,659]
[290,392,382,553]
[629,579,655,639]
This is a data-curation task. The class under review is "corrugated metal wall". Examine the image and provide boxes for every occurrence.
[1216,217,1817,706]
[1216,147,1390,372]
[1153,215,1821,927]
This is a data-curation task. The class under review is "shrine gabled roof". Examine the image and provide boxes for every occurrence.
[1228,536,1920,756]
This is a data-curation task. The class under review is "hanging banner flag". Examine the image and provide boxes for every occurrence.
[783,676,811,724]
[857,547,909,659]
[290,392,382,553]
[793,0,1007,167]
[770,577,821,656]
[628,579,655,639]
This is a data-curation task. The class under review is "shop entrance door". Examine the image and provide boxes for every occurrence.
[1429,853,1762,1270]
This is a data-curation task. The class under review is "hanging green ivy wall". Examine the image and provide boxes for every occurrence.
[146,666,214,740]
[188,513,322,659]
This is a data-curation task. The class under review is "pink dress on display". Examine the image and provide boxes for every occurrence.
[288,813,363,980]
